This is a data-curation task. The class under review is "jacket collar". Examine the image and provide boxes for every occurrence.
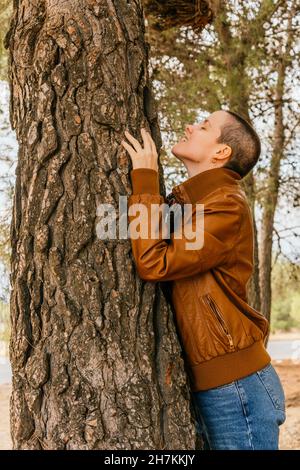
[171,167,242,204]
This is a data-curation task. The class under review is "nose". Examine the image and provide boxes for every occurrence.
[185,124,194,136]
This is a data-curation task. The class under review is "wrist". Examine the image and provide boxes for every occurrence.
[130,168,160,194]
[132,165,158,172]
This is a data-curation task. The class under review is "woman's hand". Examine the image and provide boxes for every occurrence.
[121,127,158,172]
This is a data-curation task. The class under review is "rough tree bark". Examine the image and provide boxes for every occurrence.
[5,0,199,450]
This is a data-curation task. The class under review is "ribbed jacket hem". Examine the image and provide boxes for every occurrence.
[187,339,271,392]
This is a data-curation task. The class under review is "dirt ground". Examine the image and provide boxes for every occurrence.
[0,359,299,450]
[0,383,11,450]
[273,360,300,450]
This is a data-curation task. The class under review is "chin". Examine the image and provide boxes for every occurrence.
[171,143,186,161]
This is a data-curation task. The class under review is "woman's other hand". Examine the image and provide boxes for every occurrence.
[121,127,158,171]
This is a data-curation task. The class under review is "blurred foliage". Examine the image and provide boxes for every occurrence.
[0,300,10,355]
[0,0,12,81]
[271,261,300,332]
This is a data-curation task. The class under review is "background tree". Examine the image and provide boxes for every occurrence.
[258,0,300,342]
[0,0,12,81]
[0,0,14,284]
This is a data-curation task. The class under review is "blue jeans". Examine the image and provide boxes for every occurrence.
[192,363,286,450]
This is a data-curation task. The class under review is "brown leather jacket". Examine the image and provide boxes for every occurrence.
[128,166,271,391]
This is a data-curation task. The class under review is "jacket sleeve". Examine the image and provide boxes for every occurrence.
[128,168,241,282]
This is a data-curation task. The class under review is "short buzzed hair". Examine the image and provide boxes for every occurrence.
[218,110,261,178]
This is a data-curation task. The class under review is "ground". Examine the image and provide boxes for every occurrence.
[274,360,300,450]
[0,383,11,450]
[0,359,299,450]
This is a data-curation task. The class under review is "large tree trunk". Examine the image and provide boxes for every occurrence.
[5,0,198,450]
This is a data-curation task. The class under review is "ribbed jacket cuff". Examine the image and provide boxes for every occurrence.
[130,168,160,194]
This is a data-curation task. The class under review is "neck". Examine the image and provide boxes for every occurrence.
[183,159,217,178]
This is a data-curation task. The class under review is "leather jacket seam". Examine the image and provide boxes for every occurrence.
[203,188,243,262]
[175,287,203,365]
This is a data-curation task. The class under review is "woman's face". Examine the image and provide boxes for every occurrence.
[171,110,232,166]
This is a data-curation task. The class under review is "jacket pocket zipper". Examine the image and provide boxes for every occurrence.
[203,294,235,351]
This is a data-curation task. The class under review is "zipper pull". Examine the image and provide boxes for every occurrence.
[227,335,235,351]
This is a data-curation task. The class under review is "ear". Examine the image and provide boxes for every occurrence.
[215,145,232,162]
